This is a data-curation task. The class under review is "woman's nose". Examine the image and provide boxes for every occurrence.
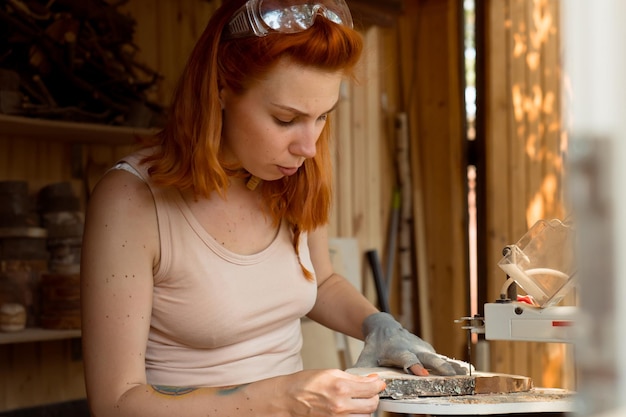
[290,127,318,159]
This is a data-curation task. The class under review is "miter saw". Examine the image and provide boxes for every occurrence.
[458,218,578,344]
[376,219,578,415]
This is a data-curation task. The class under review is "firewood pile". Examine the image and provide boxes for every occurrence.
[0,0,165,128]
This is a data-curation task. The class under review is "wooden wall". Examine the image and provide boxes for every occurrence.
[334,0,470,365]
[329,25,396,306]
[0,0,395,411]
[484,0,574,389]
[368,0,470,364]
[0,0,572,412]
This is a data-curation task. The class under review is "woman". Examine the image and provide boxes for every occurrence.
[81,1,465,416]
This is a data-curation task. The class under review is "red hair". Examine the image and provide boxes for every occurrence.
[141,0,363,278]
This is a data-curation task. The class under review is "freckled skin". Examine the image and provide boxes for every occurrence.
[80,59,383,417]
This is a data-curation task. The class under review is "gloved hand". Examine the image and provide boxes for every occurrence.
[354,312,468,376]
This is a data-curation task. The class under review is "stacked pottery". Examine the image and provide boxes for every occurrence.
[0,180,48,331]
[38,182,83,330]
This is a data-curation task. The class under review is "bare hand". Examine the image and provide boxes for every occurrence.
[280,369,385,416]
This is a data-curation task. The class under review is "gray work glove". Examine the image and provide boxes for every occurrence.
[354,312,467,376]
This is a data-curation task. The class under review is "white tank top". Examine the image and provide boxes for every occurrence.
[118,149,317,387]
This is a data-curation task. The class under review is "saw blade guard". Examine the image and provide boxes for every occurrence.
[497,218,576,308]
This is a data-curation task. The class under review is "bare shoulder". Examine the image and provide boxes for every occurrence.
[83,168,159,264]
[87,168,154,215]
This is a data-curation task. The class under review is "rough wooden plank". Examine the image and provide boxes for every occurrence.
[474,371,533,394]
[348,367,474,398]
[348,367,532,398]
[380,374,475,398]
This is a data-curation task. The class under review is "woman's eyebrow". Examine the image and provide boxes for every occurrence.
[270,101,339,117]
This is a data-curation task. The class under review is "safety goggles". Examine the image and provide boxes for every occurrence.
[223,0,354,39]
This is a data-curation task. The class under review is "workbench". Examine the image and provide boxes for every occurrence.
[378,388,575,415]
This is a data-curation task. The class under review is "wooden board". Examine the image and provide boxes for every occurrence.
[347,367,532,398]
[474,371,533,394]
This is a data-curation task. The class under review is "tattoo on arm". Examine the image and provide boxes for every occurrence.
[217,385,248,396]
[152,385,198,396]
[151,384,249,397]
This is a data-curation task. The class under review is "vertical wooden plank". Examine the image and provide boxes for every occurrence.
[415,0,440,341]
[485,0,512,373]
[377,26,403,319]
[365,26,386,303]
[332,80,355,238]
[544,0,575,391]
[525,0,548,387]
[364,26,384,255]
[535,0,569,390]
[392,0,421,330]
[350,35,372,299]
[525,0,545,223]
[411,0,467,360]
[444,0,470,359]
[509,0,529,247]
[541,0,563,217]
[415,0,450,340]
[508,0,531,379]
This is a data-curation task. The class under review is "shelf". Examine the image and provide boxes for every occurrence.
[0,113,158,145]
[0,328,81,345]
